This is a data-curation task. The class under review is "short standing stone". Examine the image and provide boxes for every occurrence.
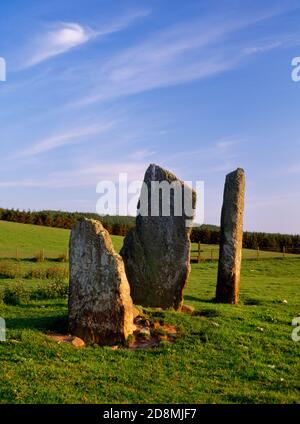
[216,168,245,304]
[121,164,196,310]
[68,219,135,345]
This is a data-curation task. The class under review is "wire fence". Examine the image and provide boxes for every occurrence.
[0,243,299,263]
[0,248,68,262]
[190,242,300,262]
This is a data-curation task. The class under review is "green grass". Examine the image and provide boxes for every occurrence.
[1,219,297,260]
[0,220,124,259]
[0,221,299,403]
[190,242,299,260]
[0,221,70,258]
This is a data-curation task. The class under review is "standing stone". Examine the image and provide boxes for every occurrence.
[68,218,135,345]
[216,168,245,304]
[120,164,196,310]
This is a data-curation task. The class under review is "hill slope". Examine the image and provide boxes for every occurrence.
[0,220,124,257]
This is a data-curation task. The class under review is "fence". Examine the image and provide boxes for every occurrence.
[0,248,69,262]
[1,244,300,263]
[190,242,300,262]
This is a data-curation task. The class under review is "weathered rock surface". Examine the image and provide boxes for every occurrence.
[216,168,245,304]
[68,218,135,345]
[180,304,195,314]
[47,334,86,348]
[120,164,196,310]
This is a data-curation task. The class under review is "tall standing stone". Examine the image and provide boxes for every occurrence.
[216,168,245,304]
[120,164,196,310]
[68,218,135,345]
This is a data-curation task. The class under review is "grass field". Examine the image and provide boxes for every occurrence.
[0,220,299,403]
[0,220,296,260]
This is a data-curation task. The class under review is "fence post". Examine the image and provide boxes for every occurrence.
[256,247,259,260]
[283,246,286,258]
[197,242,201,263]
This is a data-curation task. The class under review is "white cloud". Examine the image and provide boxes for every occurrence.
[22,10,150,68]
[24,22,95,68]
[18,122,115,157]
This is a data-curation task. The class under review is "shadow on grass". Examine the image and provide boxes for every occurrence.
[0,274,15,280]
[193,309,221,318]
[243,298,263,306]
[6,313,68,333]
[184,295,216,304]
[0,257,68,263]
[43,258,69,263]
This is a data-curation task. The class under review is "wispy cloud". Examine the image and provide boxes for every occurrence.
[17,122,115,157]
[23,22,95,68]
[0,161,146,189]
[73,20,238,106]
[70,6,296,107]
[243,41,282,55]
[241,30,300,56]
[155,135,243,177]
[286,163,300,174]
[94,9,150,36]
[216,136,243,149]
[21,10,150,68]
[165,136,242,161]
[0,180,40,188]
[127,149,155,160]
[51,161,147,181]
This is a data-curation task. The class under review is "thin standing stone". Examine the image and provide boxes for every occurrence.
[216,168,245,304]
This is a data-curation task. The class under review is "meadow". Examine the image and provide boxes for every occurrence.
[0,220,299,403]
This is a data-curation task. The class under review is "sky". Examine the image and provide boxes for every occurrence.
[0,0,300,234]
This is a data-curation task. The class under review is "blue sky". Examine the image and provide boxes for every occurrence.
[0,0,300,233]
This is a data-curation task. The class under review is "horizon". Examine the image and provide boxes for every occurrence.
[1,0,300,233]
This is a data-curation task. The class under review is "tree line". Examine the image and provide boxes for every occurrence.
[190,227,300,253]
[0,208,135,236]
[0,208,299,253]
